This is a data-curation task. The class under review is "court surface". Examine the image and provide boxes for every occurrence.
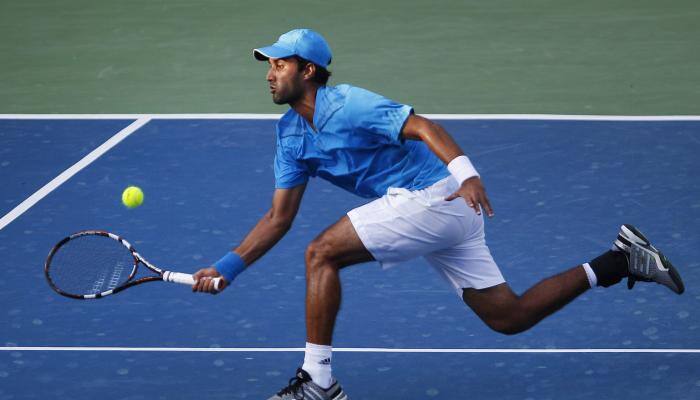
[1,115,699,399]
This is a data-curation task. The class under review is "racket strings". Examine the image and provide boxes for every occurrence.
[47,235,136,296]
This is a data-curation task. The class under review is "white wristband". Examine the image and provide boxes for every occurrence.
[447,155,479,184]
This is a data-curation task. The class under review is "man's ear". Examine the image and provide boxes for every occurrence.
[303,62,316,82]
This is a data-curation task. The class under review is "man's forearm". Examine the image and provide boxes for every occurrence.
[422,123,466,165]
[234,210,293,266]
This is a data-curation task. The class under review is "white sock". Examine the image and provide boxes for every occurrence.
[301,342,333,389]
[582,263,598,288]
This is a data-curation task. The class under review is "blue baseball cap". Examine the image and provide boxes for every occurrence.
[253,29,332,68]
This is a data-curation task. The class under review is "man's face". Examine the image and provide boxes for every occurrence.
[266,57,305,105]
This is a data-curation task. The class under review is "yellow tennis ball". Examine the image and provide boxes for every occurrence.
[122,186,144,209]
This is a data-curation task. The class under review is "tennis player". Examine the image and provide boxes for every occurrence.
[193,29,685,400]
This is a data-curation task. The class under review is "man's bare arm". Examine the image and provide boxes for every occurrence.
[192,184,307,292]
[236,184,307,265]
[401,114,463,164]
[401,114,493,217]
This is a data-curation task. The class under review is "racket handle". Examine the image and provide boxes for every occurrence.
[163,271,222,291]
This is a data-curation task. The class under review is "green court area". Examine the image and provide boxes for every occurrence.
[1,0,699,114]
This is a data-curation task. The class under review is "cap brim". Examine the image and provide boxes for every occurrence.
[253,45,295,61]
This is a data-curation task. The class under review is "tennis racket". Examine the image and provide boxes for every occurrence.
[45,230,221,299]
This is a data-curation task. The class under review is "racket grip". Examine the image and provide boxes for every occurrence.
[163,271,222,291]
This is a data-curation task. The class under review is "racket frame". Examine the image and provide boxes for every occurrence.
[45,230,201,299]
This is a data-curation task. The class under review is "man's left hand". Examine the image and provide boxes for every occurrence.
[445,177,494,217]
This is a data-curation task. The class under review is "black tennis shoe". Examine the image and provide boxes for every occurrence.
[614,224,685,294]
[268,368,348,400]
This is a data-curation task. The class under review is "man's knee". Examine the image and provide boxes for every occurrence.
[484,316,528,336]
[462,286,530,335]
[305,238,337,271]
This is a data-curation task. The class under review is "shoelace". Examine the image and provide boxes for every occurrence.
[277,374,308,399]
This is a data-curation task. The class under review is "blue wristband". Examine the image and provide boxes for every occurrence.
[214,252,246,283]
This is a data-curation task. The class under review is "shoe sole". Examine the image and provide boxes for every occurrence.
[660,251,685,294]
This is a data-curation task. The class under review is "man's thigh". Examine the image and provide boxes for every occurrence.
[310,215,375,267]
[347,185,473,268]
[425,238,505,296]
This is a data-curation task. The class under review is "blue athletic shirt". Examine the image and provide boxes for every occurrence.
[274,84,450,198]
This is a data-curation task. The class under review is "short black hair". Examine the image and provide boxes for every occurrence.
[291,56,332,85]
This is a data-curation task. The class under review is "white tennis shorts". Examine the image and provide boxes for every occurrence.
[347,177,505,296]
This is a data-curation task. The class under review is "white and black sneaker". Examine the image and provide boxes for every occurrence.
[268,368,348,400]
[614,224,685,294]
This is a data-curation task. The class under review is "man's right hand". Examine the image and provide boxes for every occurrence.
[190,186,305,296]
[192,267,228,294]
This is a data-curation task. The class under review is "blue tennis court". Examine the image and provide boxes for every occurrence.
[1,116,699,399]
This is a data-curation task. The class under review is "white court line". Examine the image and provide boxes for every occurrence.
[0,114,281,120]
[0,113,697,231]
[0,114,700,121]
[0,117,151,231]
[1,346,699,353]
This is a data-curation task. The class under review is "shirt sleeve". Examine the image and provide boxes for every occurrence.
[274,139,309,189]
[345,87,414,143]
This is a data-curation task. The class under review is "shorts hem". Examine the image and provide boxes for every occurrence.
[455,278,506,296]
